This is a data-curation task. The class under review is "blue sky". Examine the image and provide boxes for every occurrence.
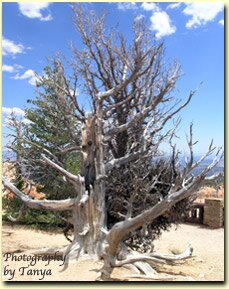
[2,2,224,155]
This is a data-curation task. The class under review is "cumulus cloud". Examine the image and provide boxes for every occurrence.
[2,107,25,117]
[115,2,176,39]
[150,11,176,39]
[2,37,25,57]
[2,65,14,73]
[218,19,224,26]
[116,2,137,11]
[183,2,224,29]
[2,107,32,127]
[167,3,182,10]
[13,69,35,80]
[18,2,52,21]
[2,64,23,73]
[28,75,39,86]
[140,3,176,39]
[12,69,38,86]
[141,2,158,11]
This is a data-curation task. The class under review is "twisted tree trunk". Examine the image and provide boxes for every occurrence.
[65,109,107,262]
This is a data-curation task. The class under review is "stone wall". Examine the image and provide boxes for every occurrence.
[203,198,224,228]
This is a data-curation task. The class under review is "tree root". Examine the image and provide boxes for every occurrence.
[131,261,157,275]
[114,254,167,267]
[150,244,193,262]
[115,244,193,266]
[115,273,194,281]
[8,242,194,281]
[113,273,176,281]
[60,239,82,272]
[23,242,83,272]
[123,264,141,274]
[99,244,194,281]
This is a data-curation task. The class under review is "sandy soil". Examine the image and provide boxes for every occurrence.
[2,223,224,282]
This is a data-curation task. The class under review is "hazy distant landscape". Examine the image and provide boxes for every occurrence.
[181,155,224,177]
[3,149,224,178]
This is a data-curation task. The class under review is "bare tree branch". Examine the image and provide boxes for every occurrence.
[2,178,78,211]
[105,151,222,257]
[41,155,82,187]
[105,150,148,173]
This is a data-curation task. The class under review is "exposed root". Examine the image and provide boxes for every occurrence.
[150,244,193,262]
[96,256,115,281]
[116,273,194,281]
[123,264,141,274]
[114,273,176,281]
[60,239,82,272]
[132,261,157,275]
[96,265,114,281]
[99,244,194,281]
[115,244,193,267]
[114,254,167,267]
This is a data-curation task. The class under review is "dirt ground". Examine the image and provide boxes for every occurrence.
[2,223,224,282]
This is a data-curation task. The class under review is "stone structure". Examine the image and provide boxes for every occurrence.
[203,198,224,228]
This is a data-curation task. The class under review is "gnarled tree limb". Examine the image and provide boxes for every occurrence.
[105,151,222,258]
[2,178,78,211]
[105,150,148,173]
[41,155,83,187]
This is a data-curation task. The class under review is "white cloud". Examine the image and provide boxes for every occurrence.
[219,19,224,26]
[116,2,176,39]
[141,2,158,11]
[140,3,176,39]
[12,69,38,86]
[2,64,23,74]
[117,2,137,11]
[18,2,52,21]
[150,11,176,39]
[2,37,25,57]
[13,69,35,80]
[28,75,39,86]
[2,65,14,73]
[167,3,182,10]
[183,2,224,29]
[2,107,32,127]
[2,107,25,117]
[14,64,24,70]
[135,14,145,21]
[21,118,33,125]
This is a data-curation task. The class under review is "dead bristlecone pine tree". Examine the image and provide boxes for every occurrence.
[3,4,223,281]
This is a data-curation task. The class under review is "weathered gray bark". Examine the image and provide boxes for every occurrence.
[63,106,107,262]
[3,105,223,280]
[3,83,224,282]
[2,178,78,210]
